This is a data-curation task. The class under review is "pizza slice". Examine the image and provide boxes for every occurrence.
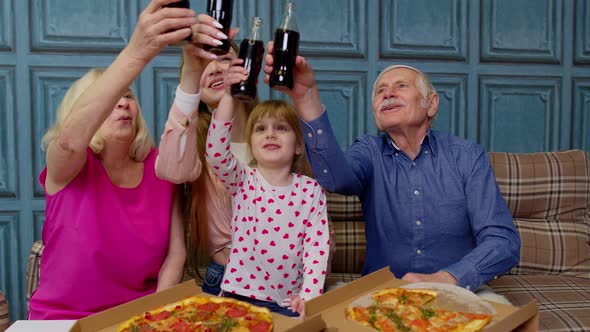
[346,304,492,332]
[372,288,437,307]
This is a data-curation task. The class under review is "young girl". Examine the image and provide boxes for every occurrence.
[204,60,330,317]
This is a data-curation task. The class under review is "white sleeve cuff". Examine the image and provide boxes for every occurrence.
[174,85,202,116]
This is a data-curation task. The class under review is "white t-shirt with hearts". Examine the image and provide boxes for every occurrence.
[206,117,330,303]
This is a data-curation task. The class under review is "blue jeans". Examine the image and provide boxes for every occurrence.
[202,261,225,296]
[222,292,299,318]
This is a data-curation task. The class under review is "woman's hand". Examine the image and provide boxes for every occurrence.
[185,14,239,62]
[126,0,196,64]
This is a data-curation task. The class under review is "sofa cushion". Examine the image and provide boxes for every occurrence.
[489,150,590,278]
[490,275,590,331]
[326,193,366,275]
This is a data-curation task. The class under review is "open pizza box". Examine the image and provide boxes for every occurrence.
[304,268,538,331]
[68,279,326,332]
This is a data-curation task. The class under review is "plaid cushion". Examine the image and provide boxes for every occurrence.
[326,193,366,275]
[490,275,590,331]
[26,241,44,311]
[489,150,590,278]
[0,290,9,332]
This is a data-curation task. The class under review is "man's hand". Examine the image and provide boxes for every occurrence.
[401,271,458,285]
[263,41,323,122]
[281,296,305,319]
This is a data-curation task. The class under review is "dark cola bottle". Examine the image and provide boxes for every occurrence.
[164,0,192,42]
[231,17,264,102]
[269,1,299,89]
[203,0,233,55]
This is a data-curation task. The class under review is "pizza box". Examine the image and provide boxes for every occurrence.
[305,268,538,332]
[68,279,326,332]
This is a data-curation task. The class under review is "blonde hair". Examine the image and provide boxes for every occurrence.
[41,68,154,161]
[245,100,313,177]
[184,39,259,277]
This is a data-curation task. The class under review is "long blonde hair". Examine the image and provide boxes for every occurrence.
[184,40,263,276]
[41,68,154,161]
[245,100,313,177]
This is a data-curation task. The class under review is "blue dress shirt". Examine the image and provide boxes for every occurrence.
[301,111,520,290]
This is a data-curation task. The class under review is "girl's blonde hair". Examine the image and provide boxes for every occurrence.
[41,68,154,161]
[245,100,313,177]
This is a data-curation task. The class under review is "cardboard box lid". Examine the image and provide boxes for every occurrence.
[305,268,538,332]
[68,280,318,332]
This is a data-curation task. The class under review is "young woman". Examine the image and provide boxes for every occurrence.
[156,17,258,296]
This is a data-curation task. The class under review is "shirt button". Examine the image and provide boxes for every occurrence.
[414,190,420,196]
[425,151,429,154]
[416,220,422,225]
[307,132,313,138]
[466,285,471,290]
[395,153,399,157]
[180,117,189,127]
[412,162,416,167]
[317,129,323,135]
[323,169,328,174]
[416,249,422,254]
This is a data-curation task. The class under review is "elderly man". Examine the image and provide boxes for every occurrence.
[264,46,520,294]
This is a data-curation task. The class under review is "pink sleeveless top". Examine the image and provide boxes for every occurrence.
[28,148,174,320]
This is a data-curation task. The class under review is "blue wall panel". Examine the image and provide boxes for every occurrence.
[481,0,562,63]
[575,0,590,64]
[430,74,467,137]
[0,0,14,51]
[275,0,367,58]
[0,67,16,199]
[573,79,590,151]
[381,0,467,60]
[30,67,91,198]
[31,0,132,52]
[480,76,560,152]
[0,212,21,320]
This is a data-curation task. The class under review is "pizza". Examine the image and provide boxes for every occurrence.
[117,296,273,332]
[372,288,437,307]
[346,288,492,332]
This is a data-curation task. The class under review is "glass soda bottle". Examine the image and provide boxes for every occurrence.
[203,0,233,55]
[231,17,264,102]
[269,1,299,89]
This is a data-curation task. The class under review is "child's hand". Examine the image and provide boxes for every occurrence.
[223,58,248,94]
[281,296,305,319]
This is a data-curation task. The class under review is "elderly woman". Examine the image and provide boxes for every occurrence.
[28,0,195,320]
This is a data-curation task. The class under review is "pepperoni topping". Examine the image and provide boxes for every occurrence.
[146,310,171,321]
[170,320,193,332]
[197,302,220,312]
[226,307,248,318]
[249,320,271,332]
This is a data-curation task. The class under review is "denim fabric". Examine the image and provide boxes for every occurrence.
[202,261,225,296]
[301,111,520,290]
[222,292,299,318]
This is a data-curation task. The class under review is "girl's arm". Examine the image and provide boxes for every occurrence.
[300,184,331,301]
[47,0,195,190]
[205,59,249,193]
[157,187,187,291]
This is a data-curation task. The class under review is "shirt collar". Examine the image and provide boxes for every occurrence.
[385,129,437,157]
